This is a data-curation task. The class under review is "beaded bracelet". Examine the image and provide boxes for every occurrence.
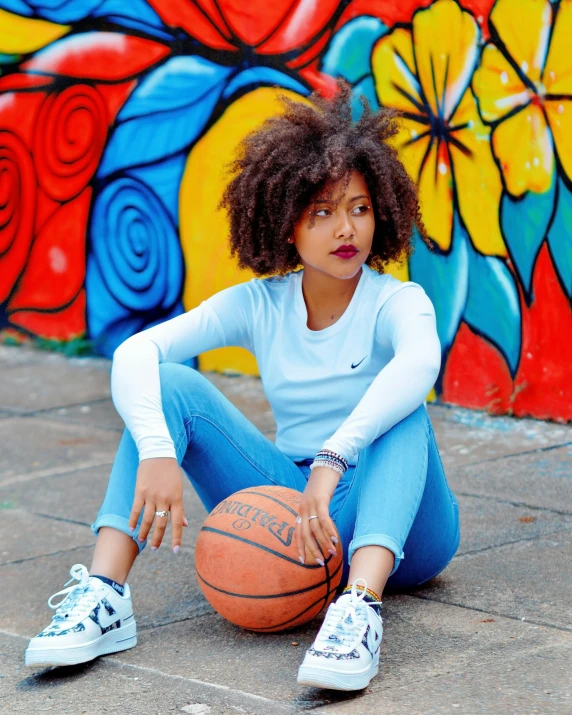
[312,456,346,473]
[309,459,345,476]
[317,449,349,470]
[309,449,349,476]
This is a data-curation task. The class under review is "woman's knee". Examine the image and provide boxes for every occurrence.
[158,362,224,424]
[158,362,196,389]
[158,362,205,403]
[157,363,198,420]
[364,404,429,462]
[399,403,429,433]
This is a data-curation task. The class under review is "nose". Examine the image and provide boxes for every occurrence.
[334,210,355,239]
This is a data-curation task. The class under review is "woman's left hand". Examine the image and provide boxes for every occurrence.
[295,466,340,565]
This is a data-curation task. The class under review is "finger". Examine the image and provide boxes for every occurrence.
[302,514,324,564]
[315,505,338,557]
[137,502,156,543]
[170,503,184,553]
[129,494,145,533]
[295,519,305,564]
[183,517,189,528]
[149,506,169,550]
[310,511,336,559]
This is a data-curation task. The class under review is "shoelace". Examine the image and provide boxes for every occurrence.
[316,579,382,649]
[47,564,104,624]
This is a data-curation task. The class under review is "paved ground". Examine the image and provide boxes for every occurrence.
[0,344,570,714]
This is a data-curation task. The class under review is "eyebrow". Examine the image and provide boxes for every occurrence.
[312,194,370,204]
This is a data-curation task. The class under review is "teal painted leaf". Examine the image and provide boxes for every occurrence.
[500,170,557,301]
[321,16,386,84]
[464,238,522,377]
[547,177,572,299]
[409,215,469,356]
[351,76,379,119]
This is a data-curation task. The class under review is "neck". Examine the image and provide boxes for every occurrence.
[301,265,363,311]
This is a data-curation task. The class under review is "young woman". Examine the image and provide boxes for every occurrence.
[25,83,460,692]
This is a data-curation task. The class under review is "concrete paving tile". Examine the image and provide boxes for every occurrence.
[0,417,119,488]
[314,597,571,708]
[0,360,111,413]
[0,345,82,367]
[36,372,276,438]
[0,464,114,526]
[0,533,212,637]
[0,551,306,713]
[2,549,569,712]
[112,595,570,710]
[0,464,209,532]
[0,509,92,565]
[114,613,328,709]
[0,633,287,715]
[42,400,125,433]
[448,445,572,513]
[429,404,572,470]
[415,530,572,630]
[0,547,95,636]
[314,639,572,714]
[0,346,111,371]
[456,494,572,555]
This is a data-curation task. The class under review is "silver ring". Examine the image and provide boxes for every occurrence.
[155,510,169,518]
[296,516,302,524]
[308,515,319,521]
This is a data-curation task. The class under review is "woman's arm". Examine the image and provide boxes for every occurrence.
[111,281,258,462]
[320,285,441,464]
[295,285,440,564]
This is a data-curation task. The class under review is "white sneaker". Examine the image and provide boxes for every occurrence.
[25,564,136,667]
[297,579,383,691]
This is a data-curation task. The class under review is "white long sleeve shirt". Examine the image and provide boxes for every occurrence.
[111,264,441,466]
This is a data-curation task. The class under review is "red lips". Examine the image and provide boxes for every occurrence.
[333,244,357,254]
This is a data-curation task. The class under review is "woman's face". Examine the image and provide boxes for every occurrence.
[292,171,374,280]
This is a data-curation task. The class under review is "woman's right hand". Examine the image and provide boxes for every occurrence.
[128,457,187,553]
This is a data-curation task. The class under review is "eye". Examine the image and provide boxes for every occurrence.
[351,204,371,215]
[313,208,332,217]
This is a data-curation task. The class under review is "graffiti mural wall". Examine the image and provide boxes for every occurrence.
[0,0,570,422]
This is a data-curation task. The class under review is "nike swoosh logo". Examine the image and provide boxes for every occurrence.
[351,357,367,369]
[90,600,121,633]
[99,611,121,630]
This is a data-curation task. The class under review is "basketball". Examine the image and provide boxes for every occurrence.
[194,485,343,632]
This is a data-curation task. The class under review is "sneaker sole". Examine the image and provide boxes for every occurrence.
[25,620,137,667]
[297,660,379,691]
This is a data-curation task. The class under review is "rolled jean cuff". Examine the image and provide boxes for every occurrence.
[91,514,147,554]
[348,534,404,577]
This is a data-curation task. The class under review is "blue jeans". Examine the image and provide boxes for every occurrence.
[93,364,460,590]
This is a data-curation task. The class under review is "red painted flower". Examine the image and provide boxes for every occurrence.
[0,129,37,307]
[0,77,133,341]
[0,107,92,340]
[0,30,169,341]
[33,85,109,202]
[147,0,340,61]
[8,189,92,340]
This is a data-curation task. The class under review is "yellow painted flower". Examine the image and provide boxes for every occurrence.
[372,0,505,256]
[473,0,572,196]
[179,87,311,375]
